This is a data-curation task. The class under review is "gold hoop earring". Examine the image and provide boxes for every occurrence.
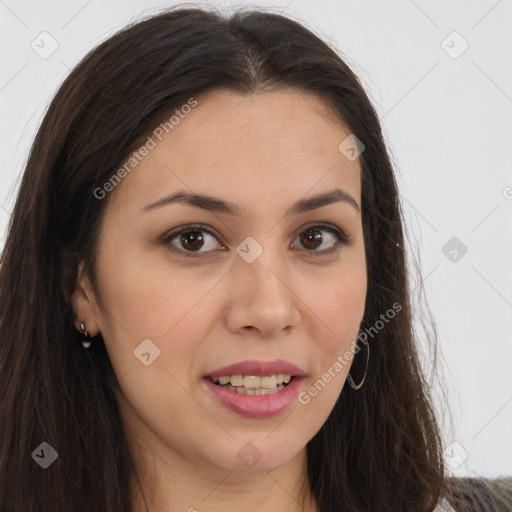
[347,341,369,390]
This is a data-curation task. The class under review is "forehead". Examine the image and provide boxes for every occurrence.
[167,88,353,154]
[107,88,362,215]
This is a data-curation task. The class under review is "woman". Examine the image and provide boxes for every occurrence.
[0,5,501,512]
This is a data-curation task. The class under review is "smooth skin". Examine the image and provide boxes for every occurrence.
[72,88,367,512]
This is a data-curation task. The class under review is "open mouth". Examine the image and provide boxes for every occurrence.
[205,374,295,395]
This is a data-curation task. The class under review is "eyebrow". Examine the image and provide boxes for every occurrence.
[141,188,360,216]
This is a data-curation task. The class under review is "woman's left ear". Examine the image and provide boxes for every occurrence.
[70,262,101,337]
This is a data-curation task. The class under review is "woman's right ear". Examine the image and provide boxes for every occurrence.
[70,262,102,338]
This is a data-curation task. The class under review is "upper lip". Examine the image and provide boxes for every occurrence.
[204,359,306,378]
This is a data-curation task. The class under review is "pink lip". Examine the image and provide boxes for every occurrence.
[202,375,305,418]
[203,359,306,378]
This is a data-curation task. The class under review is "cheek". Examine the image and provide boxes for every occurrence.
[94,244,224,395]
[308,263,366,349]
[300,261,366,404]
[97,251,218,434]
[293,270,366,430]
[96,240,213,337]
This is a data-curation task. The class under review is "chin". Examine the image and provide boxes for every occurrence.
[202,436,305,474]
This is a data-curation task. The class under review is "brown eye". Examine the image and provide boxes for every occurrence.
[299,227,324,250]
[163,225,223,256]
[180,230,205,251]
[292,224,347,254]
[162,223,349,258]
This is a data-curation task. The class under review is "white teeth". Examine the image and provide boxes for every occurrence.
[219,384,285,395]
[261,375,277,388]
[230,375,244,387]
[211,373,293,389]
[244,376,261,389]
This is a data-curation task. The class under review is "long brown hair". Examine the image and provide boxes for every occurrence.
[0,5,498,511]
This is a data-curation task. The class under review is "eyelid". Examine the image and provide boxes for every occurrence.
[292,221,350,244]
[161,222,351,257]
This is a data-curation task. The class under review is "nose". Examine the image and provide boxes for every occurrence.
[225,250,301,338]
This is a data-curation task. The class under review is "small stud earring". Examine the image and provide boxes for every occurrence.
[80,322,91,349]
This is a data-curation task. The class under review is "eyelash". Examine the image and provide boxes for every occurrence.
[161,223,351,258]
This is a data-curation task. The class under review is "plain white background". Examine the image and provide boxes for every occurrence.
[0,0,511,479]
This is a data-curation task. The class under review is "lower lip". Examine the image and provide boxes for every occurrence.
[202,377,304,418]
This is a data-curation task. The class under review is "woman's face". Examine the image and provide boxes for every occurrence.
[74,88,367,477]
